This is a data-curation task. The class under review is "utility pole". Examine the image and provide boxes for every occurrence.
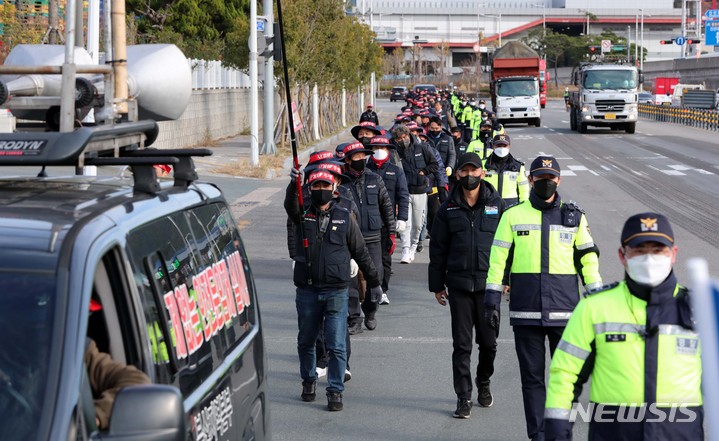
[640,9,644,70]
[261,0,276,155]
[249,0,260,166]
[681,0,687,58]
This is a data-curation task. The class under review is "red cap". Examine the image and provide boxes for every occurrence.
[316,162,343,175]
[307,170,335,185]
[368,136,391,147]
[308,150,335,165]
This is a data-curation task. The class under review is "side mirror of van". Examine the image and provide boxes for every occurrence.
[96,385,185,441]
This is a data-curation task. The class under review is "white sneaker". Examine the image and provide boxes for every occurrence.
[344,369,352,382]
[379,292,390,305]
[408,249,416,263]
[316,366,327,378]
[400,248,411,264]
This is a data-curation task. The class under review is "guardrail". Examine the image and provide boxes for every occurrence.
[639,104,719,132]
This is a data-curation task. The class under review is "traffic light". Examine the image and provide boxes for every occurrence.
[262,22,283,62]
[588,45,600,53]
[659,39,674,45]
[686,39,700,45]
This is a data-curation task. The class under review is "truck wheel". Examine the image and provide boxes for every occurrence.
[625,122,636,134]
[578,122,588,134]
[570,109,577,131]
[533,118,541,127]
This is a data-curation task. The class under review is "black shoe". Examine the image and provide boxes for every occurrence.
[348,320,363,335]
[416,242,424,253]
[453,399,472,419]
[327,391,343,411]
[364,314,377,331]
[478,383,494,407]
[301,381,316,402]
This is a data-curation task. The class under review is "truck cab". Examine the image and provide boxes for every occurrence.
[492,76,541,127]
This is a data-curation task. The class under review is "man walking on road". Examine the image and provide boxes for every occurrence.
[429,152,506,419]
[545,213,703,441]
[484,156,603,441]
[482,134,529,208]
[360,104,379,124]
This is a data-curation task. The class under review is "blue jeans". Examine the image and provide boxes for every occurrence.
[296,287,349,393]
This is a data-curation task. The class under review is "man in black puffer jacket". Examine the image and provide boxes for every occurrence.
[428,152,507,420]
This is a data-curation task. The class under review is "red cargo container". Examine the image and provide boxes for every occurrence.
[653,77,680,96]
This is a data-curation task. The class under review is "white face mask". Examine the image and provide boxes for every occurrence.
[493,147,509,158]
[479,104,486,110]
[625,253,673,287]
[373,149,389,161]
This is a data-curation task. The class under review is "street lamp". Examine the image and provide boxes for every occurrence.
[534,2,546,36]
[479,13,502,47]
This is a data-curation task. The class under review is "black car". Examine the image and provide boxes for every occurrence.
[0,122,269,441]
[413,84,437,94]
[390,86,408,102]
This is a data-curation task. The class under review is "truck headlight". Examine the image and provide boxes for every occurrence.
[528,106,538,112]
[581,106,590,113]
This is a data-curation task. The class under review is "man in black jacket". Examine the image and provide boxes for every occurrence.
[285,169,382,412]
[359,104,379,124]
[391,124,440,264]
[367,136,410,305]
[428,152,506,420]
[341,141,397,332]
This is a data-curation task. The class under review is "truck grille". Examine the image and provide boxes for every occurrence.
[510,107,527,112]
[595,100,625,112]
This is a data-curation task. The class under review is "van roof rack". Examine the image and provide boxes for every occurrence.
[0,120,213,193]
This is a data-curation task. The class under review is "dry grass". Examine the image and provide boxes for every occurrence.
[212,153,288,179]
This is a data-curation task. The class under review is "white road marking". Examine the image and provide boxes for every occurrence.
[560,170,577,176]
[601,165,611,171]
[567,165,599,176]
[231,186,283,218]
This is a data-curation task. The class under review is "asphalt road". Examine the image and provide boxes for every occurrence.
[206,98,719,440]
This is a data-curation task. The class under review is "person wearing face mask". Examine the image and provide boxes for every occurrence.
[351,121,383,148]
[360,104,379,124]
[429,152,506,419]
[450,126,468,160]
[391,124,440,264]
[341,142,396,332]
[460,99,475,143]
[426,116,456,177]
[484,156,602,441]
[482,134,529,208]
[466,119,496,159]
[285,169,383,412]
[545,213,703,441]
[367,136,410,305]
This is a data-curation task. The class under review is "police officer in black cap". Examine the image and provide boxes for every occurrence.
[429,152,506,419]
[341,141,396,332]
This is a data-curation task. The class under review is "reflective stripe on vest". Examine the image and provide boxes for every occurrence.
[557,339,591,360]
[509,310,542,319]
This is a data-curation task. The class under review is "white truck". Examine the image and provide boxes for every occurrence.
[568,63,641,134]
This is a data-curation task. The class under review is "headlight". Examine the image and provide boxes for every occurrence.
[528,106,538,112]
[497,107,507,113]
[581,106,590,113]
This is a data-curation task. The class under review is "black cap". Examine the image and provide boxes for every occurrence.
[456,152,484,170]
[621,212,675,248]
[529,156,561,177]
[492,134,510,146]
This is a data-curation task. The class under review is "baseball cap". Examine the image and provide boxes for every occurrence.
[529,155,561,177]
[335,142,351,159]
[307,150,337,166]
[492,134,511,146]
[307,170,335,185]
[456,152,484,170]
[621,212,675,248]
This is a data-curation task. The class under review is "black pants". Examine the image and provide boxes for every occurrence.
[463,126,473,143]
[380,232,392,292]
[360,240,384,318]
[513,326,593,441]
[427,193,440,235]
[448,289,498,400]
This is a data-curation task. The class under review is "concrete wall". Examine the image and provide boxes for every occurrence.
[642,57,719,92]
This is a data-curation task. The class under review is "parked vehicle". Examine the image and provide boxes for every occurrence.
[670,84,705,107]
[390,86,408,102]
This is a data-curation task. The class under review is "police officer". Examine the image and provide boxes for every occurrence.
[484,156,603,441]
[460,99,475,143]
[545,213,703,441]
[429,152,506,419]
[367,136,410,305]
[341,142,396,332]
[360,104,379,124]
[466,119,495,159]
[482,134,529,208]
[285,169,382,411]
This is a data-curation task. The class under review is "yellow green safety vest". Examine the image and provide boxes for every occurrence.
[466,139,493,159]
[482,157,529,207]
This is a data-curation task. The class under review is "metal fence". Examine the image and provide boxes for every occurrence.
[639,104,719,132]
[188,59,250,90]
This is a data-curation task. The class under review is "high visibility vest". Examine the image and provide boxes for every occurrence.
[466,139,493,159]
[486,195,602,326]
[545,280,703,440]
[482,157,529,207]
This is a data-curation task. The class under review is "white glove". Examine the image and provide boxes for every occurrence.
[396,220,407,232]
[445,166,453,177]
[350,259,359,278]
[292,260,296,271]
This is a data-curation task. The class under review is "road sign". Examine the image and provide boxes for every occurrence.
[675,35,686,45]
[601,39,611,54]
[256,20,265,32]
[473,43,481,52]
[707,20,719,46]
[705,9,719,19]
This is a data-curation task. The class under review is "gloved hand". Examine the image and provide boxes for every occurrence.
[445,166,453,177]
[396,220,407,232]
[438,186,449,203]
[369,285,383,303]
[387,235,397,255]
[484,309,500,330]
[290,167,301,181]
[349,259,359,278]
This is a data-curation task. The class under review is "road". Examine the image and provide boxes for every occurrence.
[208,98,719,440]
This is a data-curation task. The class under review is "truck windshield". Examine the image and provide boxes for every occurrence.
[0,272,56,441]
[583,70,638,90]
[497,80,538,97]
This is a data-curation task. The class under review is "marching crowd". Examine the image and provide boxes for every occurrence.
[284,87,703,441]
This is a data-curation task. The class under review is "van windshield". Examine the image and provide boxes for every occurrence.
[0,272,56,441]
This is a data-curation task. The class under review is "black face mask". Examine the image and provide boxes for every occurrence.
[360,137,372,147]
[429,130,442,138]
[350,158,366,172]
[532,179,558,200]
[459,175,481,191]
[311,189,334,207]
[480,129,492,140]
